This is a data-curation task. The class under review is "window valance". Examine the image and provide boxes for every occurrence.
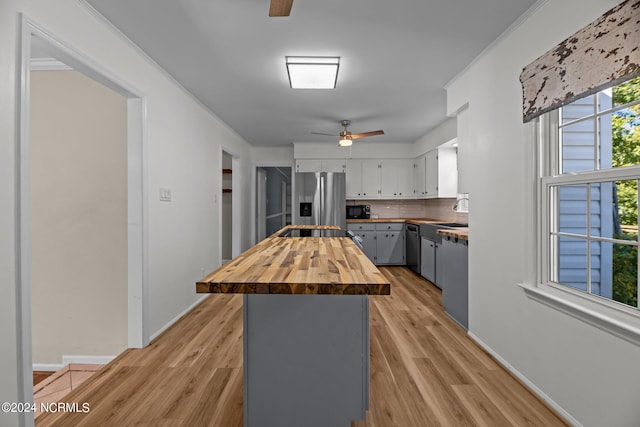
[520,0,640,123]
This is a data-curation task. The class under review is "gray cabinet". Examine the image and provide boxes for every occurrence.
[441,236,468,329]
[244,294,369,427]
[347,223,376,263]
[347,222,405,265]
[421,237,436,283]
[374,223,404,265]
[420,237,443,288]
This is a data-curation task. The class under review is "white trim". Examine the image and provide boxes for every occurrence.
[32,363,64,372]
[62,355,116,366]
[16,14,35,422]
[16,17,149,426]
[30,57,72,71]
[467,331,581,427]
[149,295,208,342]
[220,146,243,264]
[33,355,116,372]
[19,15,149,350]
[519,283,640,347]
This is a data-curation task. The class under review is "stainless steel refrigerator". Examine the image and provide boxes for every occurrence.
[294,172,346,230]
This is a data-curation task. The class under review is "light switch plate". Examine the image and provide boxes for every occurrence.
[159,188,172,202]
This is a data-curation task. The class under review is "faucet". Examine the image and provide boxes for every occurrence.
[452,196,469,211]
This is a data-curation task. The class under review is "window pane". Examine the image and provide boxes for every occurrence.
[611,242,638,308]
[589,182,607,238]
[557,184,588,236]
[560,118,596,173]
[561,94,595,123]
[557,236,587,292]
[550,77,640,310]
[612,76,640,108]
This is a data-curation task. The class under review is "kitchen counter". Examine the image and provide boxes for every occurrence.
[347,218,469,239]
[346,217,445,225]
[197,225,385,426]
[197,225,390,295]
[437,228,469,240]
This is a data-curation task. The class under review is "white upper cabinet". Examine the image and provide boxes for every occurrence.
[296,159,345,173]
[297,150,457,200]
[414,156,427,197]
[321,159,346,173]
[360,159,380,198]
[346,159,381,198]
[380,159,414,198]
[345,159,363,197]
[415,148,458,198]
[425,150,439,197]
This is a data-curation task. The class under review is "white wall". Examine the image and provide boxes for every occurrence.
[447,1,640,425]
[30,70,128,365]
[251,146,294,166]
[1,1,253,422]
[412,117,457,156]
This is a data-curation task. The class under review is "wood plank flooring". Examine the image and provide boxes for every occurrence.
[36,267,568,426]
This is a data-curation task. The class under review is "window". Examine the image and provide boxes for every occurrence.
[540,77,640,312]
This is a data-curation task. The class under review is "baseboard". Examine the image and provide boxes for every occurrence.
[33,355,116,372]
[467,331,581,427]
[62,355,116,366]
[149,295,208,342]
[32,363,64,372]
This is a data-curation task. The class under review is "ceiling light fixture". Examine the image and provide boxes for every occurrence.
[338,135,352,147]
[286,56,339,89]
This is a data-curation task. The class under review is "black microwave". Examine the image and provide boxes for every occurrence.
[346,204,370,219]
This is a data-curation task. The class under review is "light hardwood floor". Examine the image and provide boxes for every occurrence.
[36,267,568,426]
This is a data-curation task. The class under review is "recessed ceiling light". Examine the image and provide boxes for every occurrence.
[286,56,339,89]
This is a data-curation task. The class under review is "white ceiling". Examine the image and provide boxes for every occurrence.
[84,0,537,147]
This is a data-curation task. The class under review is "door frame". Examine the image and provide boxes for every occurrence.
[252,163,294,245]
[220,147,241,264]
[16,14,148,411]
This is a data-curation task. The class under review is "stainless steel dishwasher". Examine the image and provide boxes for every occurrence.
[406,224,420,274]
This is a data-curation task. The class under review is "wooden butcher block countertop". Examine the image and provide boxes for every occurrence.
[196,225,390,295]
[437,228,469,240]
[346,218,444,225]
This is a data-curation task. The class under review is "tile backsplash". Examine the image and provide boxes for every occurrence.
[348,199,468,223]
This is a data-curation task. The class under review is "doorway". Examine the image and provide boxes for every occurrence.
[16,16,147,414]
[220,148,241,265]
[256,167,292,241]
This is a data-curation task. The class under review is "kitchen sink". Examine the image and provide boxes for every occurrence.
[419,223,467,242]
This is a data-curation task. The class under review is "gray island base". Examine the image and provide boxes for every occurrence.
[243,294,369,427]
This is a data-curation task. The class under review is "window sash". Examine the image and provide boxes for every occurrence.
[540,111,640,311]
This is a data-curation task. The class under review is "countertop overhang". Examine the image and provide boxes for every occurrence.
[197,225,390,295]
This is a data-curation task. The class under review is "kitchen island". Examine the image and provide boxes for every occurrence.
[197,225,390,427]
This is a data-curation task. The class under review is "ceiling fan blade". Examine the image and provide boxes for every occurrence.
[351,130,384,140]
[311,132,338,136]
[269,0,293,16]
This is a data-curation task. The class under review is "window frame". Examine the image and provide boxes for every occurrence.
[534,92,640,343]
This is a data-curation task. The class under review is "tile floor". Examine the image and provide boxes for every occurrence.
[33,364,102,418]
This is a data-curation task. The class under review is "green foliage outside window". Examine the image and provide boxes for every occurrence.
[611,76,640,307]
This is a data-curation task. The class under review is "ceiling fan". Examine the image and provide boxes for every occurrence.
[312,120,385,147]
[269,0,293,17]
